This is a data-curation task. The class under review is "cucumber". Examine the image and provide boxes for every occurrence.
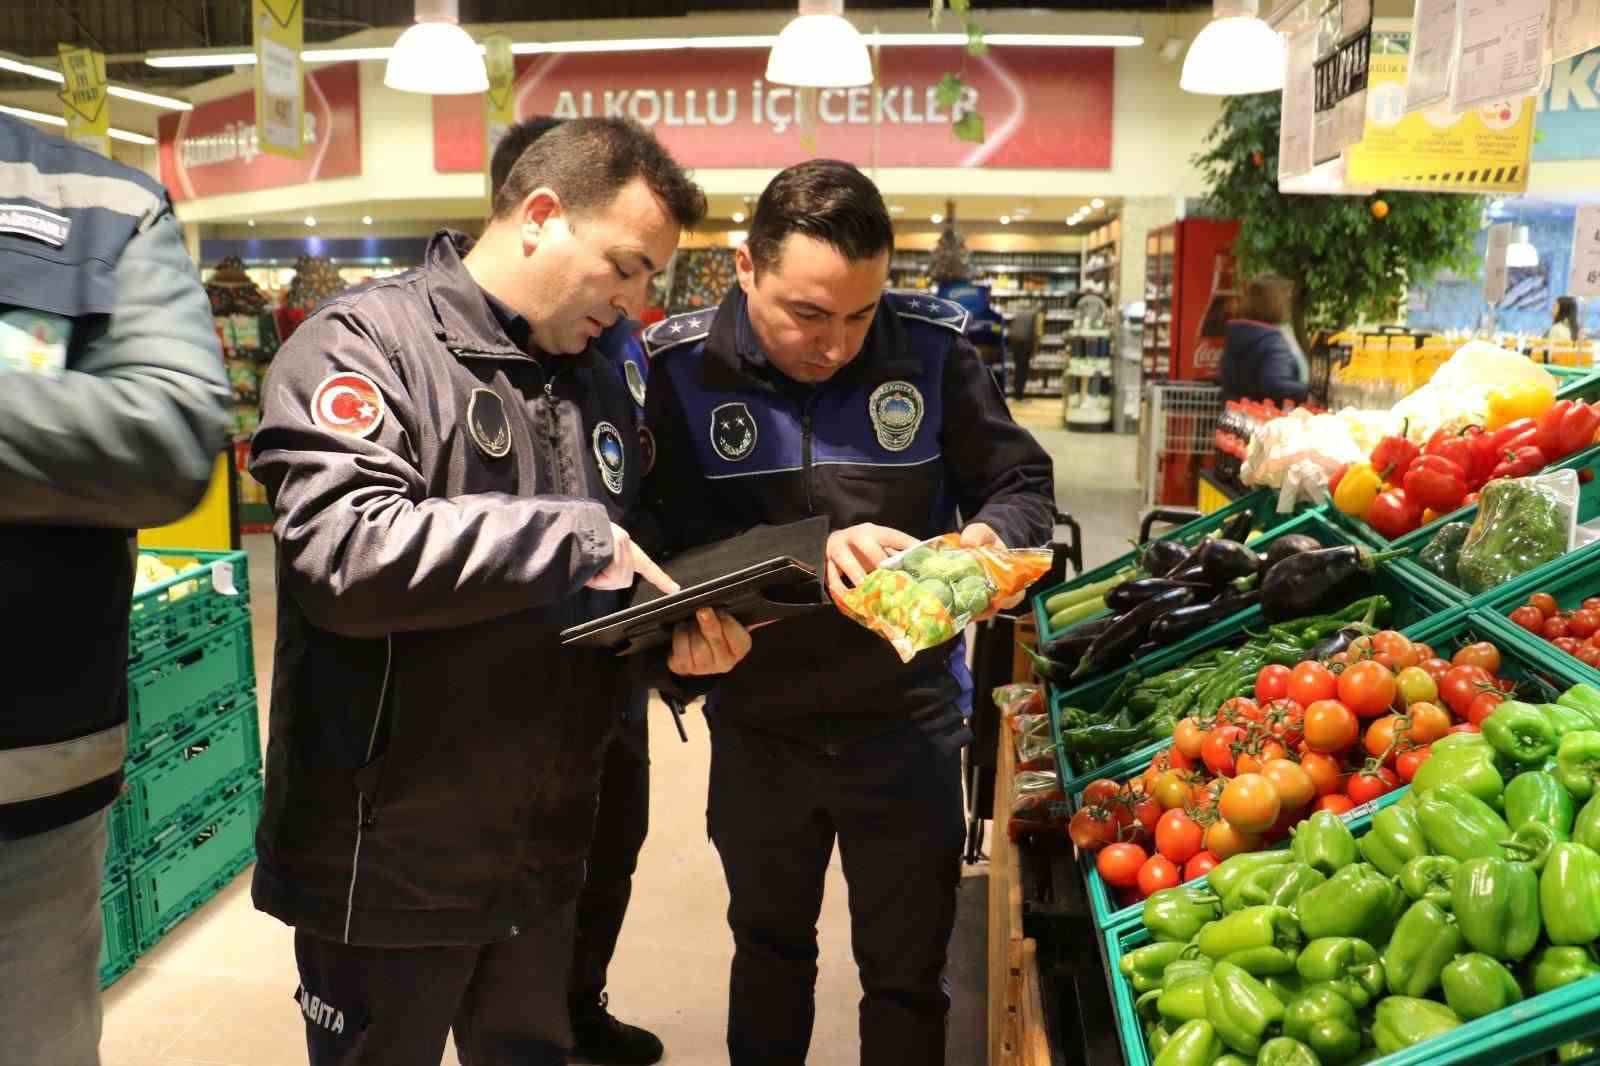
[1043,569,1135,616]
[1049,597,1107,631]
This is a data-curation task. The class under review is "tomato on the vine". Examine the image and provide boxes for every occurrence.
[1202,725,1244,777]
[1395,666,1438,707]
[1452,642,1503,674]
[1304,700,1360,754]
[1183,850,1220,882]
[1263,698,1306,747]
[1219,697,1263,724]
[1096,842,1148,888]
[1155,809,1205,864]
[1467,691,1505,726]
[1556,637,1585,656]
[1255,665,1292,703]
[1173,717,1206,760]
[1364,715,1405,760]
[1288,661,1339,706]
[1570,610,1600,639]
[1339,661,1398,718]
[1510,605,1546,634]
[1418,657,1455,685]
[1530,593,1559,618]
[1082,779,1121,808]
[1545,617,1572,641]
[1130,791,1162,838]
[1372,631,1419,670]
[1440,665,1491,717]
[1316,794,1356,816]
[1166,745,1197,772]
[1204,819,1258,860]
[1261,758,1315,811]
[1408,701,1451,744]
[1137,854,1181,897]
[1299,751,1345,796]
[1152,769,1198,811]
[1348,766,1399,804]
[1220,773,1281,834]
[1069,806,1121,852]
[1396,746,1431,783]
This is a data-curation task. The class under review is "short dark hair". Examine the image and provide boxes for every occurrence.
[491,117,706,230]
[1242,275,1293,325]
[747,159,893,275]
[490,116,564,200]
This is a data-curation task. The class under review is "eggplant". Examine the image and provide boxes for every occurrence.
[1195,539,1261,584]
[1305,625,1364,661]
[1133,641,1160,659]
[1074,586,1201,679]
[1147,588,1263,645]
[1040,615,1117,662]
[1259,545,1406,621]
[1169,562,1209,584]
[1220,509,1256,544]
[1020,644,1076,685]
[1104,576,1210,613]
[1139,538,1193,579]
[1260,533,1323,573]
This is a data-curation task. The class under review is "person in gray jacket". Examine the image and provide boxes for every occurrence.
[0,114,231,1066]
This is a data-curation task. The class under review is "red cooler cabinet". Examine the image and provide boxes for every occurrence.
[1141,218,1240,382]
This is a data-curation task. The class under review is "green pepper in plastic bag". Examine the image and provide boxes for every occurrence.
[1416,522,1470,586]
[1455,472,1575,595]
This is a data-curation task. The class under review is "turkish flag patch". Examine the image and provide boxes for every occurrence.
[310,372,385,439]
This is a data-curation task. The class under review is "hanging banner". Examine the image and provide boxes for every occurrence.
[1552,0,1600,62]
[1404,0,1459,112]
[1313,0,1374,163]
[1280,26,1318,180]
[1485,222,1512,303]
[1450,0,1548,110]
[56,45,109,156]
[253,0,303,158]
[1347,30,1533,192]
[483,35,515,176]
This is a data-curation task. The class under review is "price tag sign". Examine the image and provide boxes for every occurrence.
[211,560,239,597]
[1569,204,1600,299]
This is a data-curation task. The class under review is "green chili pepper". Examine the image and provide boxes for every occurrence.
[1382,899,1462,998]
[1257,1036,1321,1066]
[1289,810,1359,876]
[1372,996,1462,1055]
[1203,961,1285,1057]
[1120,940,1189,993]
[1527,944,1600,994]
[1207,850,1295,902]
[1398,855,1458,908]
[1143,886,1223,943]
[1540,842,1600,945]
[1504,770,1575,838]
[1453,854,1541,962]
[1293,862,1405,944]
[1282,983,1361,1063]
[1482,700,1560,766]
[1151,1019,1223,1066]
[1440,952,1523,1021]
[1295,937,1386,1009]
[1358,803,1430,877]
[1156,974,1212,1025]
[1411,739,1505,810]
[1417,783,1510,862]
[1195,905,1303,975]
[1221,862,1325,915]
[1576,793,1600,853]
[1557,731,1600,801]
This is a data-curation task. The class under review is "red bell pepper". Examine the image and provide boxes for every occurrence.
[1425,427,1476,472]
[1537,400,1575,459]
[1561,402,1600,457]
[1368,487,1424,539]
[1403,454,1469,512]
[1491,418,1540,455]
[1492,444,1547,480]
[1372,421,1421,482]
[1462,426,1499,488]
[1329,463,1350,496]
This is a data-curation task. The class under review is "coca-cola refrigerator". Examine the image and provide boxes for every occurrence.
[1141,218,1241,382]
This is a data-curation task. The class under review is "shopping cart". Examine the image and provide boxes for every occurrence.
[1138,382,1225,510]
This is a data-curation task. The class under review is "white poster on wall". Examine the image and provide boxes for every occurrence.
[1551,0,1600,62]
[1569,204,1600,299]
[1280,27,1319,180]
[1485,221,1513,303]
[1451,0,1551,109]
[1405,0,1461,111]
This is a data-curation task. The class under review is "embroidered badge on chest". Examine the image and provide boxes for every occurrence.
[593,421,627,495]
[467,388,511,459]
[623,360,647,408]
[710,401,758,462]
[310,372,385,438]
[868,380,925,452]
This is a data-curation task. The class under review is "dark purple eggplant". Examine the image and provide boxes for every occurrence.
[1220,509,1256,544]
[1147,588,1263,644]
[1261,534,1324,573]
[1105,576,1210,613]
[1306,626,1364,660]
[1074,586,1202,679]
[1040,615,1117,663]
[1260,545,1406,621]
[1139,538,1193,579]
[1169,562,1209,584]
[1133,641,1161,659]
[1196,539,1261,584]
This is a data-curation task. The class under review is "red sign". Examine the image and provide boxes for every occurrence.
[159,63,361,202]
[433,46,1111,173]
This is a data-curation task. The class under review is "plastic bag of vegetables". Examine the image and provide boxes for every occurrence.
[834,534,1052,662]
[1456,469,1579,594]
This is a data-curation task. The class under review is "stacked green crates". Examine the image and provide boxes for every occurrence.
[101,550,261,988]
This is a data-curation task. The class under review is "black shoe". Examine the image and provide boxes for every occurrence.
[570,993,664,1065]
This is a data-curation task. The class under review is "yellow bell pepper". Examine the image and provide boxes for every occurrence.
[1333,462,1385,519]
[1486,383,1555,430]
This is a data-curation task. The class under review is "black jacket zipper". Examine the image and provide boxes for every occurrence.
[800,396,816,514]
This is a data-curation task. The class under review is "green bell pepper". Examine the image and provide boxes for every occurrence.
[1290,811,1359,876]
[1294,863,1405,944]
[1557,731,1600,801]
[1152,1018,1223,1066]
[1157,974,1212,1025]
[1411,740,1505,810]
[1399,855,1458,907]
[1260,972,1305,1005]
[1483,701,1560,766]
[1207,850,1295,902]
[1372,996,1462,1055]
[1417,783,1510,862]
[1540,842,1600,945]
[1527,944,1600,994]
[1121,940,1190,993]
[1195,905,1303,975]
[1204,961,1285,1057]
[1212,1056,1251,1066]
[1558,684,1600,728]
[1453,854,1541,961]
[1440,952,1523,1021]
[1257,1036,1320,1066]
[1576,793,1600,852]
[1505,819,1563,871]
[1222,863,1326,915]
[1283,984,1362,1063]
[1505,769,1574,838]
[1295,938,1386,1009]
[1544,701,1598,737]
[1359,803,1430,877]
[1383,899,1462,997]
[1147,1023,1173,1058]
[1163,955,1216,988]
[1144,886,1223,943]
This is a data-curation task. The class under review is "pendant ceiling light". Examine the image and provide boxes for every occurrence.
[1506,225,1540,269]
[766,0,873,88]
[384,0,488,95]
[1181,0,1285,96]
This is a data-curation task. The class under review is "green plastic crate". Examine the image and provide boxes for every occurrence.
[98,877,137,989]
[127,619,255,758]
[1555,368,1600,396]
[130,780,261,952]
[111,706,262,867]
[130,549,250,667]
[1479,548,1600,691]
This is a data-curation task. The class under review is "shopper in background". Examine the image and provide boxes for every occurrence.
[1549,294,1582,342]
[1007,299,1043,401]
[249,117,750,1066]
[0,114,231,1066]
[1218,273,1309,404]
[488,116,664,1066]
[640,159,1055,1066]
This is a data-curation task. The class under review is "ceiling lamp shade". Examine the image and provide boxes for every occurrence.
[1507,225,1540,268]
[766,0,872,88]
[384,0,487,95]
[1181,0,1285,96]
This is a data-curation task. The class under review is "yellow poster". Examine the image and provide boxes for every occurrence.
[1346,44,1534,194]
[253,0,303,159]
[57,45,108,156]
[484,35,516,180]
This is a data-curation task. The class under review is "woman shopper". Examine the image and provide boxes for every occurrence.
[1218,274,1308,404]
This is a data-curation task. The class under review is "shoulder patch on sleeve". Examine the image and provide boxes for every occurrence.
[887,292,969,335]
[643,310,714,359]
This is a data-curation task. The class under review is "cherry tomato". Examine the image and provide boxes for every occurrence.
[1467,691,1505,727]
[1510,605,1546,634]
[1440,665,1491,717]
[1396,746,1431,783]
[1407,701,1452,744]
[1395,666,1438,707]
[1153,769,1198,810]
[1183,850,1220,882]
[1530,593,1559,618]
[1418,657,1454,685]
[1219,697,1263,725]
[1304,700,1361,754]
[1137,854,1181,897]
[1202,725,1244,777]
[1204,819,1260,860]
[1069,806,1121,852]
[1256,665,1292,703]
[1372,631,1419,670]
[1339,661,1399,718]
[1096,842,1148,888]
[1155,809,1205,864]
[1578,645,1600,670]
[1545,617,1572,641]
[1452,642,1503,674]
[1261,758,1316,811]
[1263,698,1306,748]
[1288,661,1339,706]
[1364,715,1404,760]
[1299,751,1345,796]
[1130,791,1162,838]
[1316,794,1356,816]
[1571,611,1600,640]
[1173,717,1207,760]
[1082,779,1121,808]
[1348,766,1399,804]
[1555,637,1585,656]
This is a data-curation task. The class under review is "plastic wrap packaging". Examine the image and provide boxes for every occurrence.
[992,683,1045,718]
[1456,469,1580,594]
[1009,769,1069,841]
[1009,712,1055,771]
[834,534,1052,662]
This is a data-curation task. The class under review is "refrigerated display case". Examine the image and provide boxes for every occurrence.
[1140,218,1240,383]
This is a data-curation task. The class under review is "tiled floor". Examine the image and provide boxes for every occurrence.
[99,404,1140,1066]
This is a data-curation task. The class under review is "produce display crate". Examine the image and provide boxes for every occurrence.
[1479,548,1600,691]
[126,619,255,759]
[1554,368,1600,397]
[129,550,249,668]
[111,706,262,868]
[98,877,137,990]
[130,780,261,951]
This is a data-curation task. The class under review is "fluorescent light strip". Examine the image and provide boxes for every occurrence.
[145,51,256,68]
[0,54,192,110]
[0,103,156,144]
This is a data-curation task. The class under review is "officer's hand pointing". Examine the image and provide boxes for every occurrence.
[586,523,680,595]
[669,608,753,676]
[825,523,921,603]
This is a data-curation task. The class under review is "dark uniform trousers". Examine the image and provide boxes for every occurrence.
[707,713,967,1066]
